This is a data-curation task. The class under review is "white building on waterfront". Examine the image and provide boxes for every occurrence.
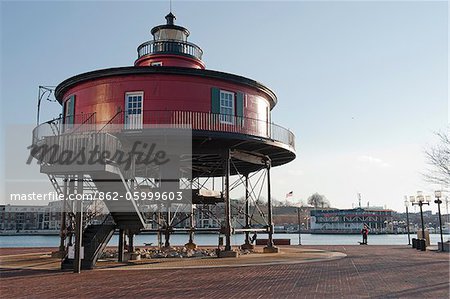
[0,202,62,234]
[310,207,394,234]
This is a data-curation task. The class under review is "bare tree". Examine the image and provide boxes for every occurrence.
[424,130,450,187]
[307,192,330,208]
[83,200,107,225]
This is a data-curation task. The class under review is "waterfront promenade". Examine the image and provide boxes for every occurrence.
[0,245,448,298]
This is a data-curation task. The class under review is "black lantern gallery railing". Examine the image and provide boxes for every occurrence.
[137,40,203,60]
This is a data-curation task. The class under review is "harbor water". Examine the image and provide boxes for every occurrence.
[0,233,447,248]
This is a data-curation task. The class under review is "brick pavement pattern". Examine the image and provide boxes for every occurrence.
[1,245,449,298]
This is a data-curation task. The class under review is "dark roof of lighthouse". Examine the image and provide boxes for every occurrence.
[150,12,190,37]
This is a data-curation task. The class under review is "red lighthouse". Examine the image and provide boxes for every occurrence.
[32,13,295,271]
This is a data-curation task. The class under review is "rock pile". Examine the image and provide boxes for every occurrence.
[100,246,218,260]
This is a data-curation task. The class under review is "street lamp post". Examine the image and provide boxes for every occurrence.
[404,196,411,245]
[434,190,444,252]
[410,191,430,246]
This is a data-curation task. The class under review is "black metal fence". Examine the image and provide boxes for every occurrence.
[137,40,203,60]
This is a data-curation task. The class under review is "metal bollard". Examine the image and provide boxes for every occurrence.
[416,238,422,250]
[419,239,426,251]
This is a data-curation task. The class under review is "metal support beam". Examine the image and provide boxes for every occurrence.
[128,232,134,253]
[164,204,171,248]
[164,227,171,248]
[234,228,268,233]
[74,175,83,273]
[224,150,232,251]
[157,209,162,248]
[266,162,274,248]
[185,206,197,249]
[188,211,195,244]
[118,229,125,262]
[188,179,195,245]
[244,174,251,246]
[68,177,75,246]
[58,177,68,252]
[230,150,266,165]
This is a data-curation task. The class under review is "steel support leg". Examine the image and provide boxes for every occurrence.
[128,232,134,253]
[189,208,195,244]
[157,208,162,248]
[164,204,171,248]
[185,202,197,249]
[118,229,125,262]
[264,162,279,253]
[67,177,75,247]
[267,164,274,248]
[186,178,196,248]
[225,150,232,251]
[58,177,68,253]
[74,175,83,273]
[244,174,250,245]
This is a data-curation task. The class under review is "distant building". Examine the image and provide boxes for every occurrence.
[194,200,246,229]
[310,207,393,234]
[0,202,62,234]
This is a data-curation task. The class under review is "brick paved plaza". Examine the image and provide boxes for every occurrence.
[0,245,448,298]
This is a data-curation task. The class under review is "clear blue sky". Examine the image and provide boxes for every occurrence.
[1,1,448,212]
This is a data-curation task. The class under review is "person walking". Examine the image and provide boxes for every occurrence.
[251,232,257,244]
[361,224,369,245]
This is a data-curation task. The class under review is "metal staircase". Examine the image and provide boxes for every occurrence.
[62,216,116,270]
[31,115,150,269]
[90,170,147,232]
[48,174,64,195]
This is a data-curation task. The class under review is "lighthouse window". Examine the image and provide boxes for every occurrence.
[125,92,144,130]
[126,96,142,114]
[63,95,75,129]
[219,90,234,124]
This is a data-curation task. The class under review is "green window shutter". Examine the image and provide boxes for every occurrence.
[211,87,220,114]
[236,92,244,117]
